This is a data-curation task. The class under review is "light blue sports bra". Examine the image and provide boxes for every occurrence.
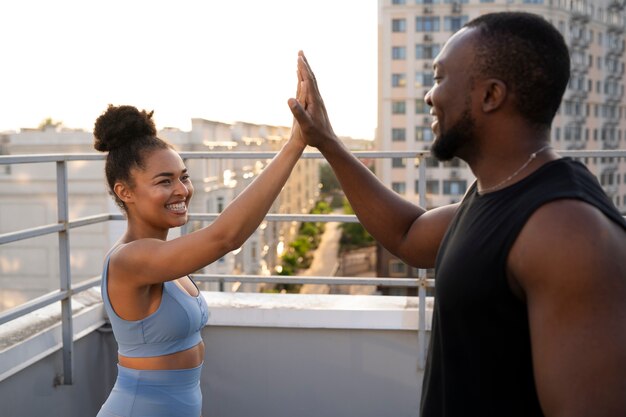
[101,255,209,357]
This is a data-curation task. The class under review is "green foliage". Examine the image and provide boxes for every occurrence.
[275,199,330,290]
[339,198,375,251]
[319,163,341,194]
[38,118,62,130]
[311,200,331,214]
[290,236,311,257]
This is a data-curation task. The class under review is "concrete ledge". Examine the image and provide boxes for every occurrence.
[204,291,433,331]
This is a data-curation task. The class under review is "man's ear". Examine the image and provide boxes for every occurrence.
[113,182,133,204]
[481,79,507,113]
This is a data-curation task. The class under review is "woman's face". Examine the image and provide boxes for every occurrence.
[124,148,194,233]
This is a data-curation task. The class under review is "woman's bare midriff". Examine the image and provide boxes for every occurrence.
[118,341,205,370]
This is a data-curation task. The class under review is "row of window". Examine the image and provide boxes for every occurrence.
[392,126,434,142]
[392,44,441,61]
[392,16,469,33]
[571,51,625,73]
[391,99,432,114]
[554,126,624,143]
[562,101,622,119]
[568,75,623,97]
[392,98,625,120]
[391,179,468,196]
[392,0,540,4]
[390,1,625,33]
[392,71,436,88]
[390,124,626,143]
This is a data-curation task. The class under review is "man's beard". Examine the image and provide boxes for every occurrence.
[430,109,475,161]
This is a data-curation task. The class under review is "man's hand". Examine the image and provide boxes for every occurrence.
[288,51,337,151]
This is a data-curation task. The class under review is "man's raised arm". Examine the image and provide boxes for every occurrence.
[288,51,456,268]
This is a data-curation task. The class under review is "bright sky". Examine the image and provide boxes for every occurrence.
[0,0,378,139]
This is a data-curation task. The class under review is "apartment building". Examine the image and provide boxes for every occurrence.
[376,0,625,283]
[378,0,625,207]
[0,120,319,310]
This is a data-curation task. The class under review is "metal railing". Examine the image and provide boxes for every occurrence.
[0,149,625,385]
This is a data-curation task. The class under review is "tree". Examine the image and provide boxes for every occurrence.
[38,118,62,130]
[340,198,375,251]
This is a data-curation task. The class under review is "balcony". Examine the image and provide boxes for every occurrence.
[1,150,625,416]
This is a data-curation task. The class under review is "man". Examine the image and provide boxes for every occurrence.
[288,12,626,417]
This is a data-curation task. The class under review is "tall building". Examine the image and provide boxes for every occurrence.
[377,0,625,208]
[0,120,319,310]
[376,0,625,284]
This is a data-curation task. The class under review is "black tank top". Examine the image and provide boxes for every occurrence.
[420,158,626,417]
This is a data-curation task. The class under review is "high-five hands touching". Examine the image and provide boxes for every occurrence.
[288,51,337,150]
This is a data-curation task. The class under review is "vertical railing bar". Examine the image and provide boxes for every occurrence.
[56,161,73,385]
[180,157,189,236]
[417,160,428,370]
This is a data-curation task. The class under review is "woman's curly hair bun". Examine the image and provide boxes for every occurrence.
[93,105,157,152]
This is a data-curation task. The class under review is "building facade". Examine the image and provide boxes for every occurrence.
[376,0,626,281]
[0,121,319,311]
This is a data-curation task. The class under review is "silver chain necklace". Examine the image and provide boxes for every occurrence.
[479,145,552,194]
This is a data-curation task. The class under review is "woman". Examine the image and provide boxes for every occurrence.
[94,103,306,416]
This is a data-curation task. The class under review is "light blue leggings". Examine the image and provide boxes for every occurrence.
[97,364,203,417]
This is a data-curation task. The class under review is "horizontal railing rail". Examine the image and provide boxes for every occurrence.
[0,149,625,383]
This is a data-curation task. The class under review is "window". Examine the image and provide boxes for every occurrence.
[426,180,439,194]
[443,180,467,195]
[392,101,406,114]
[392,18,406,33]
[389,260,407,276]
[415,126,434,141]
[392,158,406,168]
[392,73,407,87]
[392,0,406,4]
[415,72,434,88]
[444,16,469,33]
[416,17,440,32]
[568,75,585,91]
[565,124,581,141]
[415,44,440,59]
[523,0,544,3]
[425,157,439,168]
[392,128,407,141]
[443,158,461,168]
[415,99,429,114]
[392,46,406,60]
[392,182,406,194]
[216,197,224,212]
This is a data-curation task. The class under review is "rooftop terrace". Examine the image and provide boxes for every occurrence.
[0,150,624,417]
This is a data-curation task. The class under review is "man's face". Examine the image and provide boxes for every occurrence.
[425,28,479,161]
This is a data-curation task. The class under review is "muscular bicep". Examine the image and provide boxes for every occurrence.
[391,203,459,268]
[509,199,626,416]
